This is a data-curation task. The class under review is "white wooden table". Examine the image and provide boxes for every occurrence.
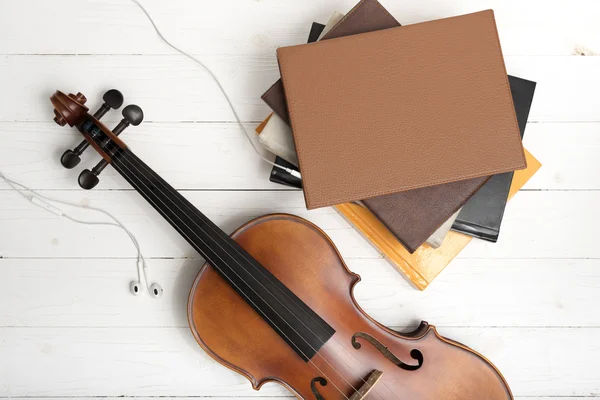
[0,0,598,398]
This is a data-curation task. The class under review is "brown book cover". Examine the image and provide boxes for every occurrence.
[261,0,399,123]
[277,10,526,209]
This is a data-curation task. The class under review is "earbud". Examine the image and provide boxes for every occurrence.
[129,280,163,298]
[149,283,164,298]
[129,259,163,298]
[130,281,143,296]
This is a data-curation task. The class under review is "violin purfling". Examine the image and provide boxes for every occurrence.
[51,89,513,400]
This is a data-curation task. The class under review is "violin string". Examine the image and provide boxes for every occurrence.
[116,149,391,400]
[110,151,357,400]
[128,2,399,398]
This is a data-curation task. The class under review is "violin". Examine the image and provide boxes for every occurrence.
[51,89,513,400]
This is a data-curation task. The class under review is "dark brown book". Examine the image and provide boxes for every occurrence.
[363,177,489,253]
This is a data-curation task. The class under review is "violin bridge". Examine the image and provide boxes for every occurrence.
[349,370,384,400]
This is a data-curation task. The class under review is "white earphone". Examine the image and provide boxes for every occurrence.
[130,259,163,298]
[0,170,163,299]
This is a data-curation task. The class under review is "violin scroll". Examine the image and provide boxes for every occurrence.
[56,89,124,169]
[51,89,143,189]
[50,91,89,127]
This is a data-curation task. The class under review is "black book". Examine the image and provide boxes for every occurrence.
[451,76,537,242]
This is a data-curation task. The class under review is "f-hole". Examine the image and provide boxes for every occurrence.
[351,332,424,371]
[311,377,327,400]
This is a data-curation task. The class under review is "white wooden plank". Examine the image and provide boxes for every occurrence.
[0,326,285,397]
[0,121,596,190]
[504,56,600,123]
[0,0,599,56]
[0,190,596,259]
[0,395,600,400]
[0,398,590,400]
[0,55,274,123]
[0,188,372,259]
[0,122,279,190]
[1,258,599,329]
[0,55,599,123]
[445,328,600,398]
[0,327,597,397]
[0,396,600,400]
[522,122,600,190]
[459,189,598,259]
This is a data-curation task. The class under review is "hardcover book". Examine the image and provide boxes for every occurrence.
[452,77,537,242]
[277,9,526,209]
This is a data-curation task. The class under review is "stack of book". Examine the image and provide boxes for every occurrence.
[255,0,542,290]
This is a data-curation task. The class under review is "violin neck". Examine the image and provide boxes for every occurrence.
[110,148,335,361]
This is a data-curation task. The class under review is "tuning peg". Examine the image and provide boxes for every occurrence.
[77,104,143,190]
[61,147,85,169]
[117,104,144,130]
[60,89,124,169]
[93,89,124,120]
[78,167,100,190]
[78,156,110,190]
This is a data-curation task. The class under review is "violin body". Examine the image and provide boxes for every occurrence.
[188,214,512,399]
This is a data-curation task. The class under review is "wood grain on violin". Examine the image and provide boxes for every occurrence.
[189,215,512,399]
[52,90,513,400]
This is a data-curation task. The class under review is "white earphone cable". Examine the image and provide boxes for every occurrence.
[0,170,155,295]
[130,0,301,179]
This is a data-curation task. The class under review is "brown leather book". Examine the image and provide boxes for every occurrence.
[261,0,399,123]
[335,148,541,290]
[363,176,489,253]
[277,10,526,210]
